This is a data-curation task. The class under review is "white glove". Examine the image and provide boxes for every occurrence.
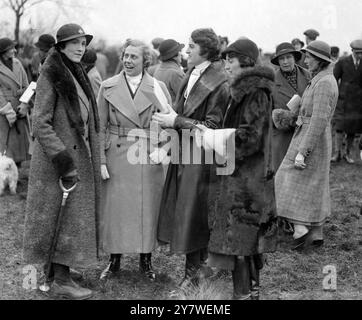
[101,164,110,180]
[294,152,306,170]
[149,148,170,165]
[152,106,177,128]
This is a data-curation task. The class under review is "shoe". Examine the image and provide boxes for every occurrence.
[50,279,93,300]
[100,255,121,280]
[330,152,341,163]
[139,253,156,281]
[292,232,312,251]
[343,154,355,164]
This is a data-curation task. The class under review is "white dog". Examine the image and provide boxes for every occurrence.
[0,153,18,196]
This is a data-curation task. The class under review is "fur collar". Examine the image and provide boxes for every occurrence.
[229,65,275,102]
[41,48,88,135]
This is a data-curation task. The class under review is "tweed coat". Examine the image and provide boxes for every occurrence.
[98,71,171,254]
[333,55,362,133]
[208,66,278,257]
[23,49,101,268]
[153,59,185,106]
[272,66,310,170]
[157,60,229,254]
[0,58,30,162]
[275,65,338,225]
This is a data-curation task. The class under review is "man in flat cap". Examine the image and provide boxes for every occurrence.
[303,29,320,45]
[332,39,362,163]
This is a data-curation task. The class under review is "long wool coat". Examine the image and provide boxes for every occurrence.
[98,71,171,254]
[23,49,101,269]
[208,66,278,257]
[272,66,310,170]
[275,66,338,225]
[0,58,30,162]
[333,55,362,133]
[157,61,229,254]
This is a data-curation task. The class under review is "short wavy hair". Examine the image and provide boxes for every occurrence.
[191,28,220,62]
[121,39,153,69]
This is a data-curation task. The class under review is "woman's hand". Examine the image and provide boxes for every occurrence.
[16,103,29,118]
[5,109,17,127]
[294,152,307,170]
[149,148,169,165]
[101,164,110,180]
[152,105,177,128]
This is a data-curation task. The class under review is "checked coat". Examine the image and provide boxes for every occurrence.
[275,65,338,225]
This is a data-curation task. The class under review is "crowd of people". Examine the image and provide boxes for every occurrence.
[0,23,361,301]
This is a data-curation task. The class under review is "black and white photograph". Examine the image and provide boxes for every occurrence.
[0,0,361,305]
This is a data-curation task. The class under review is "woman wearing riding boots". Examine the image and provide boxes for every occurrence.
[0,37,31,166]
[275,41,338,251]
[97,39,171,281]
[23,24,101,300]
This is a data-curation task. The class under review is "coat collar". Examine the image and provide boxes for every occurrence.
[102,71,155,127]
[275,65,310,97]
[310,64,334,86]
[177,60,227,117]
[0,58,24,87]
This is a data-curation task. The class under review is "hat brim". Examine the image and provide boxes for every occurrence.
[159,43,185,62]
[271,50,302,66]
[0,42,16,54]
[56,34,93,46]
[301,48,333,63]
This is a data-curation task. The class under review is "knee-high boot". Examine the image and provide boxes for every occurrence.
[232,256,252,300]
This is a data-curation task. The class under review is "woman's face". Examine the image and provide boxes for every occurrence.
[224,55,243,80]
[2,47,16,60]
[278,53,296,72]
[305,52,319,73]
[61,36,86,63]
[186,38,207,67]
[123,45,144,77]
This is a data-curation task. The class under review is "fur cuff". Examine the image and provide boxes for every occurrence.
[0,102,14,115]
[51,149,76,177]
[272,109,297,131]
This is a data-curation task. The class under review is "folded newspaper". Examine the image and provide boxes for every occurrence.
[19,82,37,104]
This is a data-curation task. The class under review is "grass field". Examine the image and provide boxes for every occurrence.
[0,148,361,300]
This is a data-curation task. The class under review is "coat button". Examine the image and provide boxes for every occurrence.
[117,144,121,148]
[85,137,89,141]
[73,145,77,150]
[112,109,116,113]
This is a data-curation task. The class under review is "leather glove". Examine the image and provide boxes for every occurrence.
[16,102,29,118]
[294,152,307,170]
[101,164,110,180]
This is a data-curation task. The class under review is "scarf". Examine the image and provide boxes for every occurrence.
[59,51,100,133]
[281,67,298,91]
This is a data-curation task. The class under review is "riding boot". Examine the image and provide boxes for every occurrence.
[250,255,261,300]
[179,250,201,289]
[100,254,122,280]
[331,131,343,162]
[139,253,156,281]
[232,256,252,300]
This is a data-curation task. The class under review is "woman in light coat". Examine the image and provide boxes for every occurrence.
[98,39,171,281]
[23,24,101,300]
[275,41,338,251]
[0,38,30,165]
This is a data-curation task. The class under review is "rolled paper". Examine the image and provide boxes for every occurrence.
[286,94,301,114]
[19,82,37,104]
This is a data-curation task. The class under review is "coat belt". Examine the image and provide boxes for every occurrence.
[108,124,158,142]
[296,116,311,126]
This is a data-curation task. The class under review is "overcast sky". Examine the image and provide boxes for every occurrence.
[2,0,362,53]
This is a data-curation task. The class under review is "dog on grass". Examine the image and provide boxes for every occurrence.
[0,153,18,196]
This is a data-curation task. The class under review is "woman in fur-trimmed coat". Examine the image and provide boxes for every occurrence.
[23,24,101,299]
[207,39,278,300]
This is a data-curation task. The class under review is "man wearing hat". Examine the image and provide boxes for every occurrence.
[271,42,310,171]
[332,39,362,163]
[153,39,185,105]
[81,48,102,97]
[303,29,320,45]
[0,37,31,166]
[31,34,56,79]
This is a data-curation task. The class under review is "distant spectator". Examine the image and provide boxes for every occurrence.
[291,38,305,51]
[95,49,109,80]
[82,49,102,97]
[331,46,340,62]
[33,34,56,77]
[218,36,229,52]
[153,39,185,105]
[148,37,164,76]
[303,29,320,45]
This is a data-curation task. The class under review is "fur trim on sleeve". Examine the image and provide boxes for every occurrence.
[51,149,76,177]
[272,109,297,131]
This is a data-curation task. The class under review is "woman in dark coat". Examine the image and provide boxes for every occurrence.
[23,24,101,300]
[271,42,310,171]
[204,39,278,300]
[152,28,229,286]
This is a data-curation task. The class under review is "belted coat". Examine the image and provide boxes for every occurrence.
[275,66,338,225]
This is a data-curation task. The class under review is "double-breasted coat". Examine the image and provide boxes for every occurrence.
[275,66,338,225]
[23,49,101,268]
[97,71,171,254]
[208,66,278,257]
[272,66,310,170]
[157,61,229,254]
[333,55,362,133]
[0,58,30,162]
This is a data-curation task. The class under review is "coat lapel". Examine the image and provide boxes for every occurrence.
[0,60,21,87]
[274,70,295,99]
[103,72,141,127]
[296,66,310,97]
[134,72,153,115]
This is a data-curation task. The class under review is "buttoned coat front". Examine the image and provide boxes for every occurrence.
[0,58,30,162]
[98,71,171,254]
[275,66,338,225]
[272,66,310,170]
